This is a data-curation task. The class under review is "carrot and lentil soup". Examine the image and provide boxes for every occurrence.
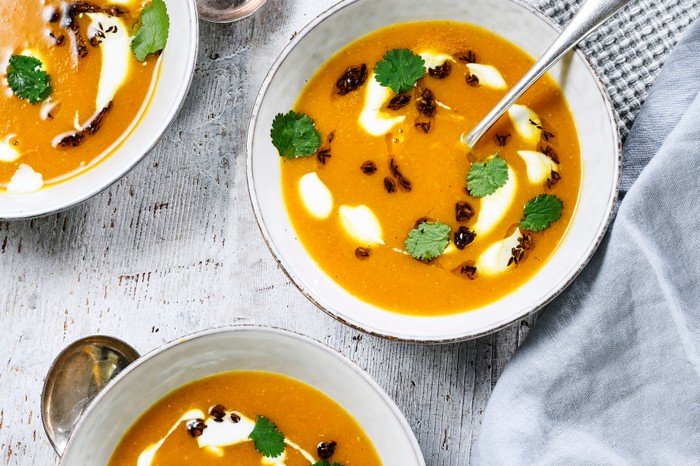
[0,0,169,193]
[109,371,381,466]
[274,21,581,316]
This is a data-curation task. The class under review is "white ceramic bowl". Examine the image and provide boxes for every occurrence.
[60,327,425,465]
[247,0,620,343]
[0,0,199,220]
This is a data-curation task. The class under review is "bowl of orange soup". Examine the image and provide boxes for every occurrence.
[247,0,620,342]
[0,0,197,219]
[58,327,424,465]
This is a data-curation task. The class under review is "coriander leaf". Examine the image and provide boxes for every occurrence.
[6,55,52,104]
[248,416,285,458]
[270,111,321,158]
[312,461,343,466]
[405,222,451,261]
[466,155,509,198]
[374,49,426,94]
[520,194,563,231]
[131,0,170,62]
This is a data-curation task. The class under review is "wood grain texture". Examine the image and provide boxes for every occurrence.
[0,0,696,464]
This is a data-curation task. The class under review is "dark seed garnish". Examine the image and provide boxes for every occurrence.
[455,201,474,222]
[387,93,411,110]
[389,159,412,192]
[317,148,331,165]
[529,119,544,130]
[230,412,241,423]
[355,247,371,259]
[186,419,207,438]
[57,101,113,148]
[545,170,561,189]
[383,177,396,193]
[494,132,511,147]
[327,131,335,144]
[541,130,555,142]
[454,261,477,279]
[539,144,560,164]
[360,160,377,175]
[335,64,368,95]
[209,404,226,422]
[453,226,476,250]
[101,5,128,16]
[455,50,477,63]
[509,233,534,267]
[414,117,431,133]
[317,441,337,460]
[414,217,433,229]
[466,73,479,87]
[428,61,452,79]
[49,10,60,22]
[415,86,436,117]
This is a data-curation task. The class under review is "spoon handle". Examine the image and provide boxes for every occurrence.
[464,0,631,148]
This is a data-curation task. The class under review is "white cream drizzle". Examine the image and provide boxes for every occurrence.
[517,150,559,184]
[419,51,454,69]
[0,136,20,163]
[298,172,333,219]
[137,409,315,466]
[508,104,542,146]
[477,227,522,276]
[6,164,43,194]
[358,73,405,136]
[86,13,131,111]
[465,63,507,90]
[472,167,517,236]
[339,205,385,246]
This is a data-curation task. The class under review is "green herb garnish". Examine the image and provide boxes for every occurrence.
[270,111,322,158]
[374,49,426,94]
[405,221,451,261]
[312,461,343,466]
[6,55,52,104]
[466,155,509,198]
[248,416,285,458]
[131,0,170,61]
[520,194,563,231]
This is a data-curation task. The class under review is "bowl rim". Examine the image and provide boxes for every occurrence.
[0,0,200,221]
[59,325,426,465]
[246,0,622,344]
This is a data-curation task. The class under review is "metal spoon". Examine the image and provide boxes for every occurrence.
[41,336,140,455]
[197,0,268,23]
[463,0,631,148]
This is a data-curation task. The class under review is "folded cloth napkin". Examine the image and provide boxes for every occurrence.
[472,19,700,465]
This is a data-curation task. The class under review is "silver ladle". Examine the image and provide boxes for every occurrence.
[41,335,140,455]
[464,0,631,148]
[197,0,268,23]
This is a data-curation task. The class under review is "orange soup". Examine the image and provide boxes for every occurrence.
[276,21,581,316]
[0,0,166,193]
[109,371,381,466]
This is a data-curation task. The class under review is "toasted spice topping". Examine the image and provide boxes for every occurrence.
[57,101,113,148]
[48,10,61,22]
[465,73,479,87]
[453,226,476,250]
[546,170,561,189]
[317,441,337,460]
[335,64,368,95]
[541,129,555,142]
[415,86,436,117]
[186,419,207,438]
[64,2,128,58]
[529,118,544,130]
[209,404,226,422]
[454,261,477,279]
[389,158,412,192]
[360,160,377,175]
[355,247,371,259]
[316,132,334,165]
[428,61,452,79]
[539,144,560,164]
[508,232,534,267]
[455,201,474,222]
[414,116,431,133]
[455,50,477,63]
[383,176,396,193]
[414,216,434,229]
[494,132,511,147]
[49,32,66,47]
[230,412,241,423]
[387,93,411,110]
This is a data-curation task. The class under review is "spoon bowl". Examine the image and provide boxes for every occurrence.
[41,336,140,455]
[197,0,267,23]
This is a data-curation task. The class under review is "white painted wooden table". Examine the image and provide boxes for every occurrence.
[1,1,696,464]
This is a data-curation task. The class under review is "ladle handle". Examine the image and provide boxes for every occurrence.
[464,0,632,148]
